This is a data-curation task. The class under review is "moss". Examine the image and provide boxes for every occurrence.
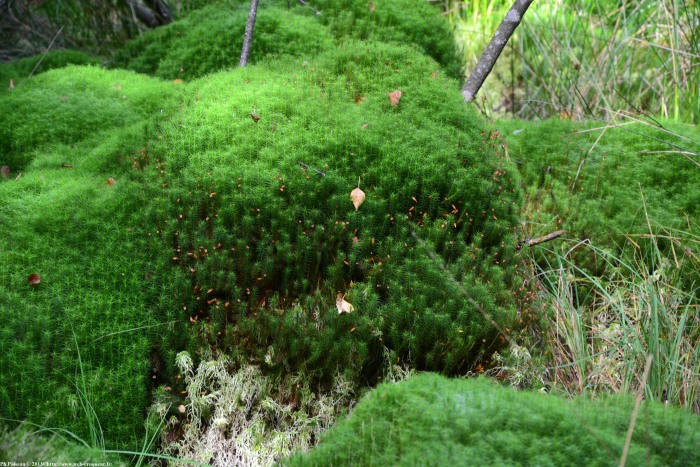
[0,65,183,170]
[285,373,700,466]
[113,5,335,80]
[113,0,463,81]
[143,39,522,384]
[0,422,123,464]
[498,118,700,285]
[0,49,101,93]
[307,0,464,79]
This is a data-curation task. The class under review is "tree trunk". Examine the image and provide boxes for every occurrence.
[461,0,534,102]
[239,0,260,67]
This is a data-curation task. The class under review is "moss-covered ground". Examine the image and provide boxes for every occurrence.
[1,0,698,464]
[285,373,700,466]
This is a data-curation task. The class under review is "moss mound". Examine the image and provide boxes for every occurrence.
[0,423,123,465]
[114,5,334,80]
[286,373,700,466]
[143,40,522,385]
[0,50,101,93]
[499,118,700,284]
[114,0,463,80]
[1,0,515,453]
[0,65,183,170]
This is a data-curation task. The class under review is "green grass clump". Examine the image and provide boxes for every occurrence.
[0,65,183,170]
[285,373,700,466]
[144,39,522,386]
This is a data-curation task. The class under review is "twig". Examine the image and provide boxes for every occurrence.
[297,0,321,14]
[517,230,566,250]
[28,25,64,79]
[528,230,566,247]
[298,162,325,177]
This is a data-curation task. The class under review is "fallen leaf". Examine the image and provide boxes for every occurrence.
[351,187,365,210]
[354,95,365,104]
[250,113,260,123]
[28,274,41,285]
[351,177,365,210]
[387,89,402,106]
[1,166,9,178]
[106,178,116,186]
[336,293,354,314]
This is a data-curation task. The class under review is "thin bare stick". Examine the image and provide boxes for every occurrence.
[527,230,566,247]
[619,354,653,467]
[28,25,65,79]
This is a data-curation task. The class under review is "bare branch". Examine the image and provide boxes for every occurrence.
[461,0,533,102]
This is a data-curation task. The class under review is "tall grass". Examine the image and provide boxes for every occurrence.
[534,231,700,412]
[445,0,700,123]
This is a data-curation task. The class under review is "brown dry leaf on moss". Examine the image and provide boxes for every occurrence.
[387,89,402,106]
[28,274,41,285]
[351,187,365,210]
[336,293,354,314]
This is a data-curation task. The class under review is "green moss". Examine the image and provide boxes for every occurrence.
[143,40,522,383]
[114,0,463,80]
[114,5,334,80]
[285,373,700,466]
[0,50,101,93]
[0,92,178,447]
[307,0,464,79]
[498,118,700,284]
[0,65,183,170]
[0,422,123,464]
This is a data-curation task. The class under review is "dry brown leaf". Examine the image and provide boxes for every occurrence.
[387,89,402,106]
[336,293,354,314]
[28,273,41,285]
[106,178,116,186]
[250,113,260,123]
[351,187,365,210]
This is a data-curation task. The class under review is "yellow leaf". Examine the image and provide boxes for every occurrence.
[336,293,354,314]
